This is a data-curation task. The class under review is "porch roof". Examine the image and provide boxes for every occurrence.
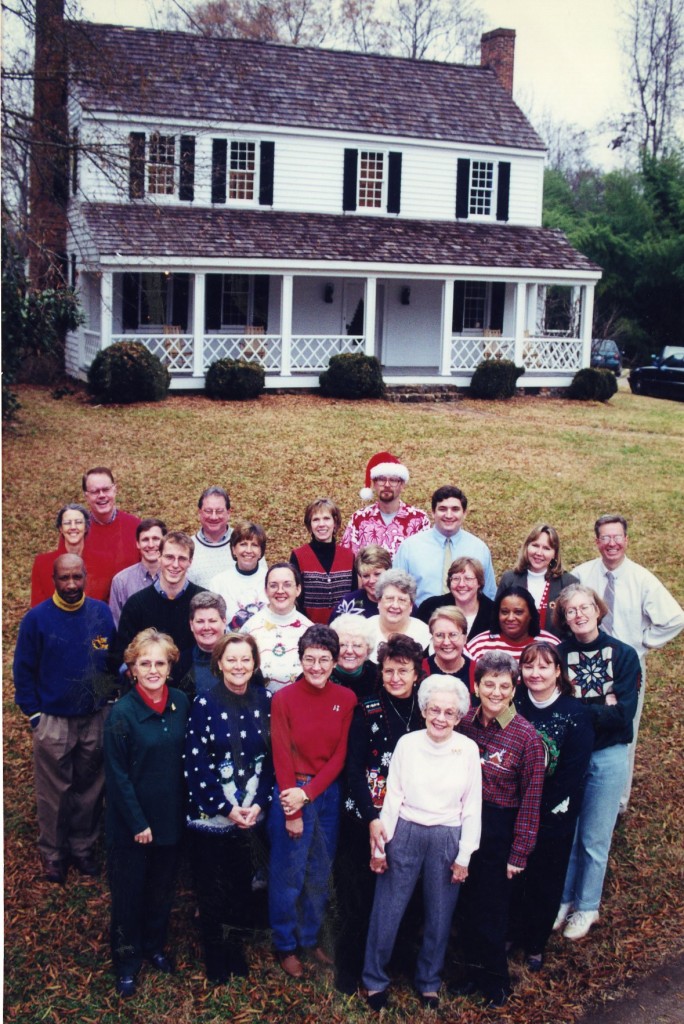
[82,204,601,275]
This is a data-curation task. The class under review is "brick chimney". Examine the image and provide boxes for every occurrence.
[29,0,69,288]
[480,28,516,96]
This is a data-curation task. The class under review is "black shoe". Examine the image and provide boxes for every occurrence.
[366,990,389,1012]
[115,975,136,998]
[334,969,358,995]
[419,992,440,1008]
[40,855,67,884]
[148,952,174,974]
[71,853,100,877]
[526,953,543,973]
[227,943,249,978]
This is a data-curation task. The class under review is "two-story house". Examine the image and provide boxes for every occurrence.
[64,21,601,390]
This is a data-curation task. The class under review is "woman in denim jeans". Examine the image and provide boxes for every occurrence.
[268,625,356,979]
[553,584,640,941]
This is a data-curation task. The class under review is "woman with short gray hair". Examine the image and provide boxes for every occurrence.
[367,569,429,660]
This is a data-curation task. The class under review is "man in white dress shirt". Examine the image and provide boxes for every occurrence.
[574,513,684,811]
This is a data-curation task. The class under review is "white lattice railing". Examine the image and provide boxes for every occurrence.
[523,337,583,371]
[291,335,363,371]
[203,334,282,371]
[111,334,195,373]
[83,330,100,367]
[450,335,515,371]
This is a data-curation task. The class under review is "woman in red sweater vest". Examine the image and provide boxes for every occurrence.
[290,499,356,625]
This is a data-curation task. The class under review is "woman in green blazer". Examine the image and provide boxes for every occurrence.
[104,628,190,998]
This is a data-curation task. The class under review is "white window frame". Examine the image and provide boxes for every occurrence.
[147,132,176,196]
[226,140,259,204]
[462,282,490,332]
[468,160,495,218]
[358,150,386,211]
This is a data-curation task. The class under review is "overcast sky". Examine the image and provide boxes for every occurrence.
[75,0,631,167]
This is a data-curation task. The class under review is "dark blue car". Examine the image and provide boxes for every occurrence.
[629,346,684,401]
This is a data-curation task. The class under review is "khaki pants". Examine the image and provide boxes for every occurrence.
[32,709,107,861]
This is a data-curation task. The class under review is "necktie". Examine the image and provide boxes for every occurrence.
[442,537,453,591]
[603,571,615,633]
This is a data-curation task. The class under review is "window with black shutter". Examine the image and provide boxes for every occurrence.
[259,142,274,206]
[343,149,358,211]
[387,152,402,214]
[456,159,470,219]
[496,162,510,222]
[211,140,227,204]
[179,136,195,202]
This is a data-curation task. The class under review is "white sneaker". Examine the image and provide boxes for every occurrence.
[552,902,572,931]
[563,910,599,940]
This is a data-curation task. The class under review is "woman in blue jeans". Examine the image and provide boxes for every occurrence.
[268,625,356,978]
[553,584,640,940]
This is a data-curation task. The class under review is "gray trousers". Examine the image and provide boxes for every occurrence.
[362,818,462,994]
[32,709,107,860]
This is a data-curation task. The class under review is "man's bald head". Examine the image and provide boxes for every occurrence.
[53,554,86,604]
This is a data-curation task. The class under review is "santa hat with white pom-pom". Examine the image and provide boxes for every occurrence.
[359,452,409,502]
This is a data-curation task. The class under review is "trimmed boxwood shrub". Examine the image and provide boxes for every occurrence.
[470,358,525,399]
[205,358,265,400]
[568,367,618,402]
[319,353,385,399]
[88,341,170,404]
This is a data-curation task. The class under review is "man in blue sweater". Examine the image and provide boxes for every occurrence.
[13,554,116,884]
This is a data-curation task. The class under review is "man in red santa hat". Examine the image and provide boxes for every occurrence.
[340,452,430,556]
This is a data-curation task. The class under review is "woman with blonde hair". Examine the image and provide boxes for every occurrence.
[496,523,578,638]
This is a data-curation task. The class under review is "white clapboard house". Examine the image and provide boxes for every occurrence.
[65,22,601,390]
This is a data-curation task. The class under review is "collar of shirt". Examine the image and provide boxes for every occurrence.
[475,702,517,729]
[432,526,458,546]
[154,577,190,600]
[197,528,230,547]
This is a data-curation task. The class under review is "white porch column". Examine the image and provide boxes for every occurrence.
[526,284,538,335]
[440,279,454,375]
[281,274,293,375]
[513,281,527,366]
[193,272,206,377]
[100,272,113,349]
[581,283,595,367]
[364,277,377,356]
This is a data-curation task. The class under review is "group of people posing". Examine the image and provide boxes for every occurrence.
[14,453,684,1009]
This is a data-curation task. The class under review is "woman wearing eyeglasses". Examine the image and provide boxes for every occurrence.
[422,606,472,686]
[417,557,495,640]
[361,674,481,1012]
[268,624,356,979]
[552,584,640,941]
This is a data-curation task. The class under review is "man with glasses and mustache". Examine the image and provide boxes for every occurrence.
[81,466,141,599]
[574,513,684,811]
[341,452,429,556]
[113,532,206,679]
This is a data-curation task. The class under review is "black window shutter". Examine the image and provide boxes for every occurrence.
[122,273,140,329]
[205,274,223,330]
[490,282,506,331]
[211,140,227,204]
[343,149,358,211]
[259,141,275,206]
[172,274,190,331]
[129,132,146,199]
[496,162,511,221]
[456,158,470,219]
[179,136,195,202]
[253,275,270,329]
[452,281,466,331]
[387,151,402,214]
[71,129,79,196]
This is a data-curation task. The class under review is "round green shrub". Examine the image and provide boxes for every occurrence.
[87,341,170,404]
[319,353,385,399]
[470,358,525,399]
[205,358,265,400]
[568,367,618,401]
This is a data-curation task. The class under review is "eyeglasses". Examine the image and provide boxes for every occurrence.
[382,666,415,679]
[302,655,334,668]
[161,554,191,566]
[61,519,85,528]
[339,641,368,653]
[432,631,465,642]
[565,603,596,619]
[598,534,625,543]
[374,476,402,485]
[86,486,114,496]
[426,706,458,721]
[450,574,477,584]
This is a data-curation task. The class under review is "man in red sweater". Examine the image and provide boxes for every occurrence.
[81,466,141,600]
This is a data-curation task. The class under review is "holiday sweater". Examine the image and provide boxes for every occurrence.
[290,539,356,624]
[241,606,312,692]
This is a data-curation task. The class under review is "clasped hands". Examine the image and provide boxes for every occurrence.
[228,804,261,829]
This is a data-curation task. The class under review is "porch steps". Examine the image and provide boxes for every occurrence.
[385,384,462,403]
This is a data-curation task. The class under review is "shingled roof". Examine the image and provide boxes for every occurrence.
[81,204,599,273]
[67,21,545,151]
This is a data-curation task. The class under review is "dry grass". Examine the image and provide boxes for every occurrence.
[4,383,684,1023]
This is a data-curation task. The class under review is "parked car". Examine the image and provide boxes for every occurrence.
[591,339,622,375]
[628,346,684,401]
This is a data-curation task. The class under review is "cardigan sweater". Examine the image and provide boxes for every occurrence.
[271,676,356,819]
[514,689,594,837]
[14,596,115,721]
[290,540,356,624]
[185,681,273,833]
[104,686,190,846]
[344,688,424,823]
[557,629,640,749]
[496,569,579,637]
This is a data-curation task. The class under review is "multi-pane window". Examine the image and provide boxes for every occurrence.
[148,133,175,195]
[229,141,256,200]
[221,274,250,326]
[358,151,384,208]
[139,273,171,325]
[463,282,487,329]
[469,160,494,216]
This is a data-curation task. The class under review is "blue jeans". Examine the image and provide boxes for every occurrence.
[562,744,629,912]
[268,781,341,953]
